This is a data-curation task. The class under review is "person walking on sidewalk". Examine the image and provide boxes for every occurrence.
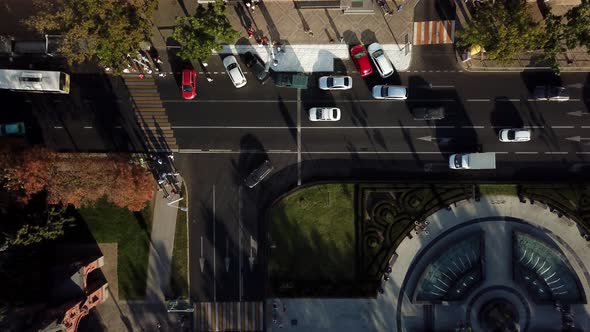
[247,26,254,39]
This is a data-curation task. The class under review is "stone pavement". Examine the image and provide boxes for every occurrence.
[454,0,590,72]
[266,195,590,331]
[152,0,417,72]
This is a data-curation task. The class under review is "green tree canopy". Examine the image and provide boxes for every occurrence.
[565,0,590,50]
[455,0,544,63]
[25,0,157,73]
[173,0,239,62]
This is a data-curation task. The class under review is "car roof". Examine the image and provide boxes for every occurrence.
[385,86,406,96]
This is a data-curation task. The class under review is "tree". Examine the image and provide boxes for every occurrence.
[565,0,590,50]
[10,206,75,247]
[173,0,239,62]
[455,0,544,63]
[24,0,158,73]
[4,147,154,211]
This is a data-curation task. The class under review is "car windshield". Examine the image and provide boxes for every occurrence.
[454,155,462,168]
[5,125,19,134]
[381,86,389,96]
[343,77,350,86]
[327,77,334,86]
[551,87,567,97]
[227,63,237,70]
[182,85,193,92]
[332,109,338,118]
[372,49,384,58]
[316,109,324,119]
[507,131,516,140]
[354,51,366,59]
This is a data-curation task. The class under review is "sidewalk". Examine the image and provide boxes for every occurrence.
[152,0,417,72]
[146,175,185,303]
[454,0,590,72]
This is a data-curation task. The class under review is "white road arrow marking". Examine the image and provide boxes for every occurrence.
[199,236,205,273]
[567,111,589,117]
[225,238,230,272]
[565,136,590,142]
[417,136,452,144]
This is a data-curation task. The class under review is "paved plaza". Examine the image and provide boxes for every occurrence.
[267,195,590,331]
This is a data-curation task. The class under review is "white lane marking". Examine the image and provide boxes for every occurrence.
[297,89,302,186]
[268,149,293,152]
[212,185,216,303]
[515,152,538,154]
[54,126,63,129]
[209,149,232,152]
[238,186,243,302]
[177,149,576,155]
[466,99,490,102]
[576,152,590,154]
[461,126,485,129]
[545,151,568,154]
[83,126,93,129]
[523,126,545,129]
[162,99,456,103]
[431,85,455,88]
[582,126,590,129]
[172,125,456,129]
[551,126,575,129]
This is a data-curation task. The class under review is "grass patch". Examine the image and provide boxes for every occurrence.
[269,184,355,281]
[479,184,518,197]
[78,198,152,300]
[170,184,189,298]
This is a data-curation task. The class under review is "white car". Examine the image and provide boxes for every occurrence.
[499,129,531,142]
[372,85,408,100]
[318,76,352,90]
[367,42,394,78]
[223,55,247,88]
[309,107,341,121]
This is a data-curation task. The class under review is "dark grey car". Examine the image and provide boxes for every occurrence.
[245,160,274,188]
[412,107,445,120]
[245,52,270,84]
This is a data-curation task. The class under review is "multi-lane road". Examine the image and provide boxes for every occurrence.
[147,53,590,304]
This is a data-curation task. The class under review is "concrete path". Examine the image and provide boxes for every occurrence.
[146,181,183,303]
[267,195,590,331]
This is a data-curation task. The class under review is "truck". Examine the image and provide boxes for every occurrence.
[274,73,309,89]
[449,152,496,170]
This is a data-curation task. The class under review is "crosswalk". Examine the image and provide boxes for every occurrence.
[413,20,455,45]
[194,302,264,331]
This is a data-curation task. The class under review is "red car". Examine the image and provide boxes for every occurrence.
[351,44,373,77]
[181,68,196,100]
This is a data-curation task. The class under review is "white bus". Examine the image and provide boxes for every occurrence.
[0,69,70,94]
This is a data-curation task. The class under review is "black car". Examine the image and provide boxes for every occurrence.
[244,52,271,84]
[245,160,274,188]
[412,107,445,120]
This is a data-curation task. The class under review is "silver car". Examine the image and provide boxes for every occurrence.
[309,107,341,121]
[318,76,352,90]
[499,128,531,142]
[245,160,273,188]
[372,85,408,100]
[367,42,394,78]
[223,55,247,88]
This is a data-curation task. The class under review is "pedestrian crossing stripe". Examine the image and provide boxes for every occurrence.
[195,302,263,331]
[413,20,455,45]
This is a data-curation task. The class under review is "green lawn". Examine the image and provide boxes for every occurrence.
[479,184,518,197]
[170,185,189,298]
[269,184,356,281]
[78,198,152,300]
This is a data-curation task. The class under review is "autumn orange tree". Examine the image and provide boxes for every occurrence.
[4,147,154,211]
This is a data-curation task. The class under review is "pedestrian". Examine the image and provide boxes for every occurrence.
[171,188,178,195]
[157,158,163,165]
[262,37,269,45]
[168,154,174,161]
[340,36,344,43]
[139,73,145,79]
[247,26,254,39]
[206,77,214,82]
[308,30,314,37]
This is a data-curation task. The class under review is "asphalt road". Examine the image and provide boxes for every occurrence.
[154,52,590,303]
